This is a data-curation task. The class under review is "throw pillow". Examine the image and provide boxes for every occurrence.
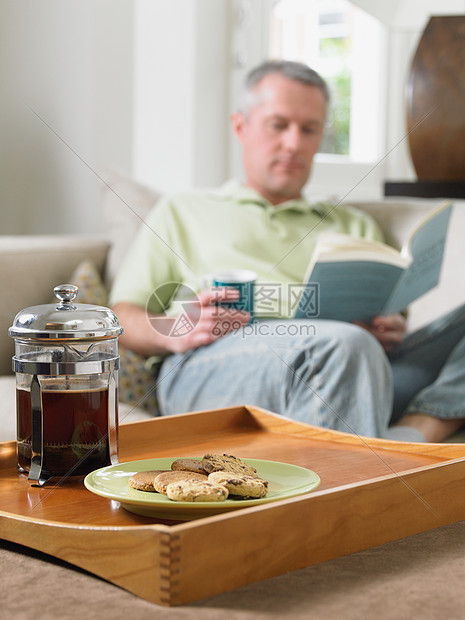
[99,168,160,286]
[68,260,160,416]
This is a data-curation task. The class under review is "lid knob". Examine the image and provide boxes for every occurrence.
[54,284,78,305]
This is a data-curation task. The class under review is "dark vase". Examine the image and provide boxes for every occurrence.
[406,16,465,181]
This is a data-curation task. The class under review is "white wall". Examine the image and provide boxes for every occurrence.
[0,0,134,234]
[133,0,230,194]
[0,0,230,234]
[352,0,465,30]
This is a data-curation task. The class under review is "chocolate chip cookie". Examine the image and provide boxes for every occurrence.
[202,454,258,477]
[153,471,208,495]
[166,479,229,502]
[208,471,268,498]
[171,458,208,475]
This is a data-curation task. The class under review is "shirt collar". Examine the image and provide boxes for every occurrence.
[211,179,328,216]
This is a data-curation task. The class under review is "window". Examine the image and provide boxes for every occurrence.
[269,0,387,163]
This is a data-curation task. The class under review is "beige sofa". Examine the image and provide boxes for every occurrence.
[1,171,464,442]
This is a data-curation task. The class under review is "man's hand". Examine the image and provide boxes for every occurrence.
[113,287,251,358]
[163,288,250,354]
[354,313,406,353]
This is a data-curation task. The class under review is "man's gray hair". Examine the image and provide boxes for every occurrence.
[238,60,330,115]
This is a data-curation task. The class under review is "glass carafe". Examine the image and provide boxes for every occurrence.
[9,284,122,485]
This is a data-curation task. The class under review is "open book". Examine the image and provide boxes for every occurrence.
[294,201,453,323]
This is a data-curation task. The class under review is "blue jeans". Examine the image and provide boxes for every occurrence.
[157,305,465,439]
[390,304,465,423]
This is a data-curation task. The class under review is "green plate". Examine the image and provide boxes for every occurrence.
[84,457,320,520]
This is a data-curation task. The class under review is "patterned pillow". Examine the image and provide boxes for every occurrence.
[68,260,160,416]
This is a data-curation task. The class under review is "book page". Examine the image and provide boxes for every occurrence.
[296,260,405,324]
[382,202,453,314]
[302,232,410,285]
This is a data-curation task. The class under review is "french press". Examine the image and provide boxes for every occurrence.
[9,284,123,485]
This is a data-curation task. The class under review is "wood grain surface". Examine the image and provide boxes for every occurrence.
[2,405,465,605]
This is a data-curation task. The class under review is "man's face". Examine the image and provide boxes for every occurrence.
[232,73,327,205]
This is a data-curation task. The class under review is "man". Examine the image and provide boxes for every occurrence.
[110,60,465,442]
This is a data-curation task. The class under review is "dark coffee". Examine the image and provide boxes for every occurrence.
[16,386,114,476]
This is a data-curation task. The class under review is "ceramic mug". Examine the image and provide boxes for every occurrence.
[206,269,257,319]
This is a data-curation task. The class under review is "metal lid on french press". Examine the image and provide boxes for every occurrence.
[8,284,123,340]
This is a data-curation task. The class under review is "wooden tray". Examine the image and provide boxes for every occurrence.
[2,405,465,606]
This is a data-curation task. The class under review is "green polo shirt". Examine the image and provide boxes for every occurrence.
[109,180,384,318]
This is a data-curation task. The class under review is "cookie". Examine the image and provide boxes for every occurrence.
[171,458,207,475]
[128,470,169,492]
[166,480,229,503]
[202,454,258,477]
[208,471,268,499]
[153,471,208,495]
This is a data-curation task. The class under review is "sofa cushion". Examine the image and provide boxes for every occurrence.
[0,236,110,377]
[99,169,160,286]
